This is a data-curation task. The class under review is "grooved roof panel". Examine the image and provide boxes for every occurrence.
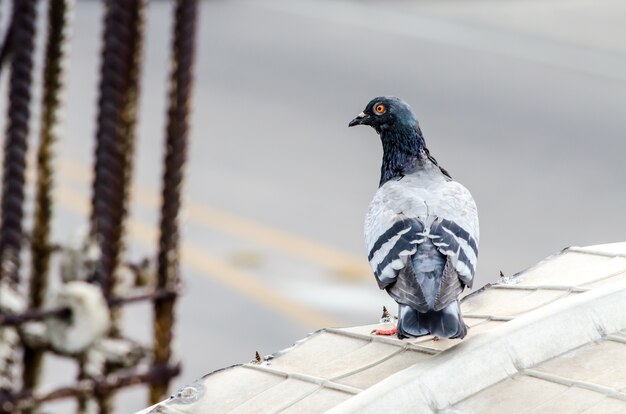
[137,243,626,414]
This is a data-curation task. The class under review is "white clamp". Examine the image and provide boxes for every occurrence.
[46,281,110,354]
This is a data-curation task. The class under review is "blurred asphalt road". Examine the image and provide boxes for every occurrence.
[2,0,625,411]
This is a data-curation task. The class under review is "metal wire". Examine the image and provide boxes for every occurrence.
[150,0,199,404]
[23,0,73,398]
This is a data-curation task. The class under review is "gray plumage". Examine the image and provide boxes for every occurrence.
[350,96,479,339]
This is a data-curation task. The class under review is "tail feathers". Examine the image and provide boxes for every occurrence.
[397,301,467,339]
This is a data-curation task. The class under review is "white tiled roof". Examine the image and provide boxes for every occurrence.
[138,242,626,414]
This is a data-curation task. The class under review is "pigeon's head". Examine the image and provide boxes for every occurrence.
[348,96,417,132]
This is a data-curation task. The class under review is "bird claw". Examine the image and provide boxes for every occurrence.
[371,326,398,336]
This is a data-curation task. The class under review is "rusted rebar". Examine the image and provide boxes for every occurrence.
[0,0,190,410]
[150,0,199,404]
[90,0,145,302]
[0,307,71,328]
[0,362,181,413]
[2,286,178,327]
[108,286,178,308]
[0,14,14,77]
[0,0,38,398]
[23,0,73,398]
[0,0,37,284]
[90,0,146,409]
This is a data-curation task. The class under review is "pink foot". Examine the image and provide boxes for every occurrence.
[372,326,398,336]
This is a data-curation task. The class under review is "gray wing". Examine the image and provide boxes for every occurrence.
[365,178,479,304]
[366,216,425,289]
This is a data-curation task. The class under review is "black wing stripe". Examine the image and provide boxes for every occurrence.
[430,220,476,275]
[375,237,417,277]
[438,218,478,257]
[457,248,475,275]
[367,219,423,261]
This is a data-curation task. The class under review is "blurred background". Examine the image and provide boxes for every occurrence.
[1,0,625,412]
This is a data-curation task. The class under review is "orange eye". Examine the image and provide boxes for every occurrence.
[374,104,386,114]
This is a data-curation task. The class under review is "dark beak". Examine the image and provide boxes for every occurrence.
[349,112,368,127]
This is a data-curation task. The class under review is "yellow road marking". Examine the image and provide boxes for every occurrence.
[57,158,372,279]
[55,185,342,329]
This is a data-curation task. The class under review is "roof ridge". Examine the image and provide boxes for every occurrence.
[328,278,626,413]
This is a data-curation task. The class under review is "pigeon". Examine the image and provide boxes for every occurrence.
[349,96,479,339]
